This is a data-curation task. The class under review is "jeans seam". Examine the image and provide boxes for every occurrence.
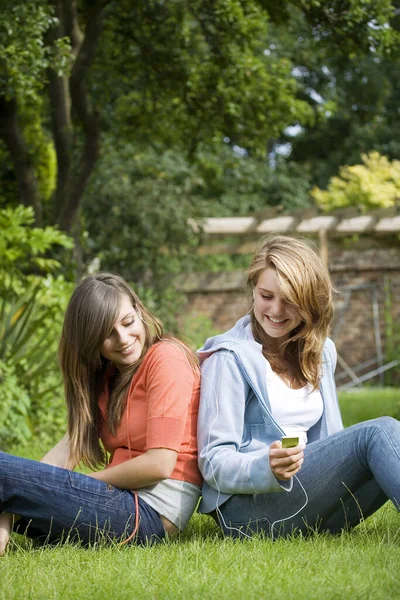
[379,421,400,461]
[5,476,129,510]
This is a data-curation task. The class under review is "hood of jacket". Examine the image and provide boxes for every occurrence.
[198,314,275,414]
[198,313,342,439]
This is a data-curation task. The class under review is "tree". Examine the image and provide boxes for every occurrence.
[82,140,312,284]
[0,0,399,233]
[275,1,400,188]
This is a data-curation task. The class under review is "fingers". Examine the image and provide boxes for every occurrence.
[0,532,9,556]
[270,455,304,481]
[269,440,305,481]
[0,513,12,555]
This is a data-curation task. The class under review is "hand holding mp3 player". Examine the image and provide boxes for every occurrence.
[269,436,304,481]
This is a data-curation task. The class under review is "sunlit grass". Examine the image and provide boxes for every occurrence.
[2,388,399,599]
[338,387,399,427]
[1,508,399,600]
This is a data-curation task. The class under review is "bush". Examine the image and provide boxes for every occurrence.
[0,206,73,449]
[0,360,31,447]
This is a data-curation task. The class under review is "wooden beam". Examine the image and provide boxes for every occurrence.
[318,229,329,269]
[192,209,400,239]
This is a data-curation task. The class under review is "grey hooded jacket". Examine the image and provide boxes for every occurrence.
[197,315,344,514]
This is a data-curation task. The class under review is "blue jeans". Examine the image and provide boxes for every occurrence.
[218,417,400,539]
[0,452,165,546]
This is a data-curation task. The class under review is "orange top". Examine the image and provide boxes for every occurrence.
[98,341,202,487]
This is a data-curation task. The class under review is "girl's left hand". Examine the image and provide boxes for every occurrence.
[269,441,305,481]
[0,512,12,555]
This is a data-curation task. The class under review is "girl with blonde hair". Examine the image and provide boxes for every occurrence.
[0,273,201,552]
[197,234,400,538]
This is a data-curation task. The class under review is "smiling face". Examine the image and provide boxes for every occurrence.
[253,268,303,346]
[99,295,146,371]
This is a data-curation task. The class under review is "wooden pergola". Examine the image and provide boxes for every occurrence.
[194,206,400,267]
[191,206,400,389]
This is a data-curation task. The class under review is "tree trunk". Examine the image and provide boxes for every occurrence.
[0,96,42,225]
[49,0,109,232]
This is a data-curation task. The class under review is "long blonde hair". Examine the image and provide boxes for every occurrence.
[59,273,198,468]
[246,235,333,388]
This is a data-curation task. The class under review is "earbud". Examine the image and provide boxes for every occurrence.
[252,289,255,300]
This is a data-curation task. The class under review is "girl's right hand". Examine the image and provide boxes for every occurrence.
[0,512,12,555]
[269,440,305,481]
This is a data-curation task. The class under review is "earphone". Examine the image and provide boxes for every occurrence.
[252,289,255,299]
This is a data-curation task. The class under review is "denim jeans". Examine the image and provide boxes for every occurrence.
[0,452,165,546]
[218,417,400,539]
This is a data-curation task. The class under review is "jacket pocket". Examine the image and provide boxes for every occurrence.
[241,422,271,451]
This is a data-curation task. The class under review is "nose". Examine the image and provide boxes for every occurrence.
[115,327,129,345]
[271,297,286,316]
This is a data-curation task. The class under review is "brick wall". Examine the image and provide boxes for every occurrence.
[178,243,400,387]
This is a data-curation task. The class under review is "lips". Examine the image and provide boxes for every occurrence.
[118,340,136,354]
[267,315,287,324]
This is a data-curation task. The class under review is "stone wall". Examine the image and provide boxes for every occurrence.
[178,243,400,387]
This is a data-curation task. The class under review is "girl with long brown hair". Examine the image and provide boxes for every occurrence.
[197,234,400,539]
[0,273,201,552]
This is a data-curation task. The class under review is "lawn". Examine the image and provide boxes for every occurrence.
[1,388,399,600]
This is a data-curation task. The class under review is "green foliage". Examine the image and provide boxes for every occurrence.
[195,149,313,216]
[1,0,400,238]
[0,205,73,288]
[82,141,206,285]
[22,104,57,203]
[0,276,71,449]
[0,359,31,447]
[178,313,220,352]
[82,140,314,307]
[0,100,58,213]
[103,0,400,158]
[292,0,400,55]
[0,1,71,101]
[105,0,316,156]
[0,141,19,207]
[0,206,73,448]
[193,252,254,273]
[278,6,400,188]
[311,152,400,211]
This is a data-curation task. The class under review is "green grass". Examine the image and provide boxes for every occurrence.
[1,510,400,600]
[339,387,399,427]
[1,388,400,600]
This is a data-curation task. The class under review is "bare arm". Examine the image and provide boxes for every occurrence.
[40,432,76,470]
[87,448,178,489]
[0,513,12,555]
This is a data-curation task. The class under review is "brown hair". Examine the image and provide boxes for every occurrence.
[246,235,333,388]
[59,273,198,468]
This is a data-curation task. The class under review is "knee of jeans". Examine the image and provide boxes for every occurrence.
[371,416,399,435]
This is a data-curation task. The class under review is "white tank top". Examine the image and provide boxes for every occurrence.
[266,361,323,445]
